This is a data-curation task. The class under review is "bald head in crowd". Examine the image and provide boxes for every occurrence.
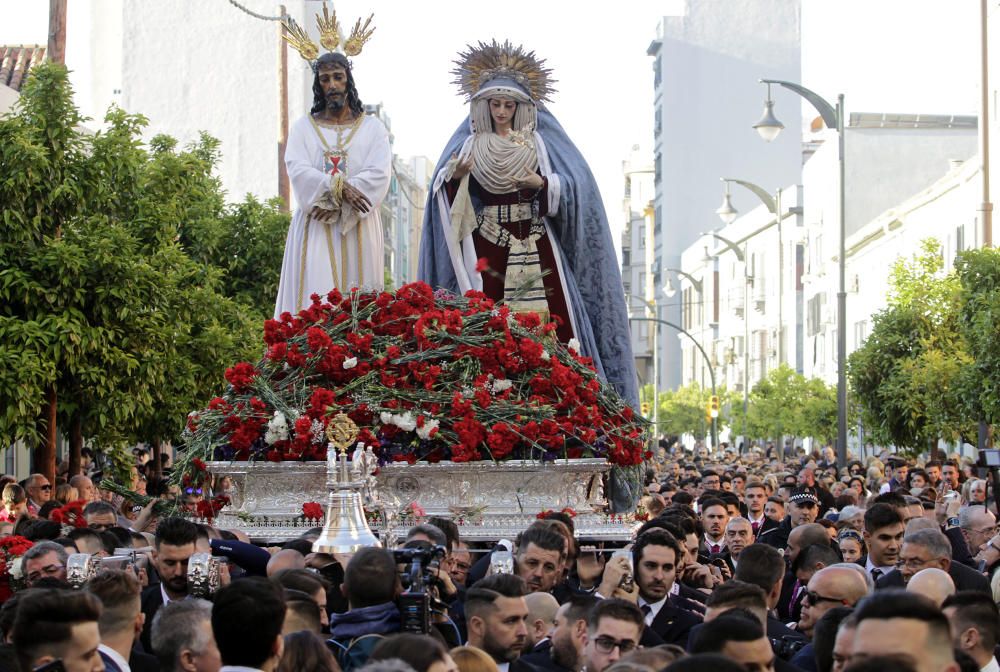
[906,568,955,607]
[266,550,305,577]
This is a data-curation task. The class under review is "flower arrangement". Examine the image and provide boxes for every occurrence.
[50,500,88,529]
[180,283,647,476]
[0,535,33,600]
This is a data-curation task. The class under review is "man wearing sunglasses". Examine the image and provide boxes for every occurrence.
[582,599,644,672]
[796,566,868,641]
[25,473,52,515]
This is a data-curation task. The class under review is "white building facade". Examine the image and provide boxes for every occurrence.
[647,0,803,393]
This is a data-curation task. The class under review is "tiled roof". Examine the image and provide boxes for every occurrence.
[0,45,46,92]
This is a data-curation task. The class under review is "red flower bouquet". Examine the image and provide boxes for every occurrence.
[0,535,33,601]
[50,500,88,529]
[181,283,647,476]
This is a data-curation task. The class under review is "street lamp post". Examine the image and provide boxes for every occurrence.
[754,78,848,467]
[717,178,785,364]
[629,316,718,451]
[702,233,751,453]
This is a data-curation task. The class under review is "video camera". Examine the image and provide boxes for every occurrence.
[392,544,448,634]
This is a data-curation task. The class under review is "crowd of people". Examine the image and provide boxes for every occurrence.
[3,444,1000,672]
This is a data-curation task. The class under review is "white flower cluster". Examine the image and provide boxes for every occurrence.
[416,418,440,440]
[379,411,440,440]
[310,419,325,444]
[343,357,358,370]
[264,411,289,445]
[568,338,581,353]
[380,411,416,432]
[9,557,24,581]
[485,375,513,395]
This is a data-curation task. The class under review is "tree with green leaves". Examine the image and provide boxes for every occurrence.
[955,247,1000,427]
[848,239,973,453]
[0,63,284,482]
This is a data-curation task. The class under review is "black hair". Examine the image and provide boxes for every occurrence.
[632,528,684,565]
[562,593,600,624]
[942,591,1000,651]
[12,589,102,672]
[704,580,768,612]
[344,547,397,608]
[155,517,199,549]
[689,613,765,653]
[212,577,285,668]
[864,503,904,534]
[699,497,727,514]
[311,52,364,117]
[734,543,784,593]
[813,607,854,672]
[465,574,527,623]
[283,588,321,633]
[516,523,567,558]
[872,492,908,509]
[585,597,644,633]
[853,590,954,653]
[671,491,694,506]
[369,634,448,672]
[794,543,842,573]
[664,654,749,672]
[282,538,314,556]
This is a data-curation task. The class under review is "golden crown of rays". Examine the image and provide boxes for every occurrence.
[452,40,556,103]
[280,3,375,63]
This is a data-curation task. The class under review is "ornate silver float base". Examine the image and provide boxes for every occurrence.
[206,459,636,542]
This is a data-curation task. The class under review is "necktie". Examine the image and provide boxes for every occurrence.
[751,521,760,535]
[710,544,721,554]
[871,568,883,581]
[788,579,801,614]
[640,604,652,616]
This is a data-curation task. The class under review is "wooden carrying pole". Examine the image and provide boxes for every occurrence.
[47,0,66,64]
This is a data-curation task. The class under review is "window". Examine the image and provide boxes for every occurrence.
[853,320,868,350]
[807,293,826,337]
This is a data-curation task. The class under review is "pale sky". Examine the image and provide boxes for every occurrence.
[0,0,983,224]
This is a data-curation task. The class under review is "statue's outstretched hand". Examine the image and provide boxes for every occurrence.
[452,153,474,180]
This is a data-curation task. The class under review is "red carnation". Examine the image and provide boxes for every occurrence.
[302,502,324,520]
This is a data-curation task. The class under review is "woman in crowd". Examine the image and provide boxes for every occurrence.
[278,630,341,672]
[837,528,867,564]
[0,485,26,524]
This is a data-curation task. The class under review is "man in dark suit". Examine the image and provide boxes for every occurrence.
[465,573,540,672]
[86,568,160,672]
[875,527,991,594]
[522,594,598,672]
[140,517,200,652]
[628,529,702,648]
[743,482,774,539]
[734,543,807,643]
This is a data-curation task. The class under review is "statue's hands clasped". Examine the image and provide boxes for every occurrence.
[516,170,543,191]
[343,183,372,214]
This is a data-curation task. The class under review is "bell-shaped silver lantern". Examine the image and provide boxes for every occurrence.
[312,413,381,554]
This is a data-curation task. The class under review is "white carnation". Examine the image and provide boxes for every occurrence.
[8,557,23,581]
[491,378,513,393]
[541,350,550,361]
[343,357,358,370]
[393,412,417,432]
[416,418,440,440]
[264,411,289,445]
[380,411,393,424]
[568,338,581,353]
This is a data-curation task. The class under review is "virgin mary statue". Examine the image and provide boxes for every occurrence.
[417,41,639,410]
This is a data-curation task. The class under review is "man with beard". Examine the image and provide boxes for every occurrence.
[140,517,199,652]
[274,50,391,316]
[630,529,702,647]
[465,574,534,672]
[521,594,598,672]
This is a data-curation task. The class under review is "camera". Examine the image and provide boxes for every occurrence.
[393,544,448,634]
[771,635,808,660]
